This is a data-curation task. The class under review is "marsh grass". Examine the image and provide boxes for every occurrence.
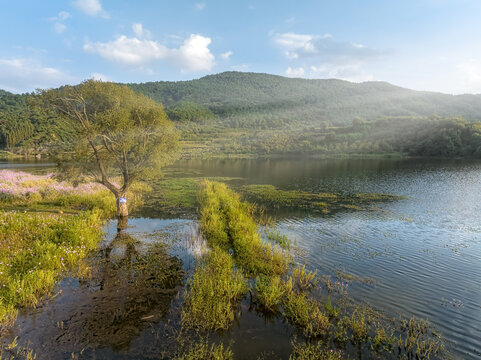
[182,248,248,331]
[0,210,103,332]
[198,180,287,277]
[289,340,345,360]
[0,337,36,360]
[265,230,291,249]
[253,275,286,312]
[282,290,331,338]
[173,338,233,360]
[239,184,403,214]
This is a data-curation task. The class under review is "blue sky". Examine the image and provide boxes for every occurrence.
[1,0,481,94]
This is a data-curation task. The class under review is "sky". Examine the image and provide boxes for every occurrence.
[1,0,481,94]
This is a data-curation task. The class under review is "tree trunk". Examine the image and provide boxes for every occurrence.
[116,194,128,218]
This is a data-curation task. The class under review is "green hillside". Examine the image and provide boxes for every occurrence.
[128,71,481,127]
[2,71,481,158]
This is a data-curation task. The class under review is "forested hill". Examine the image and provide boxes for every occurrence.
[2,71,481,158]
[128,71,481,126]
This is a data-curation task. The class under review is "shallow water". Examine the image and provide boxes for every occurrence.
[3,158,481,359]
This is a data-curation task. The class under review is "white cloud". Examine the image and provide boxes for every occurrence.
[248,5,255,10]
[84,32,215,73]
[73,0,109,18]
[132,23,151,38]
[220,51,233,60]
[285,66,305,78]
[54,23,67,34]
[90,72,109,81]
[84,36,166,66]
[0,58,75,93]
[273,32,383,82]
[195,2,206,11]
[172,34,215,73]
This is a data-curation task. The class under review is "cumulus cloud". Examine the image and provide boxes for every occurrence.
[83,28,215,73]
[73,0,109,18]
[273,32,385,82]
[0,58,75,93]
[220,51,233,60]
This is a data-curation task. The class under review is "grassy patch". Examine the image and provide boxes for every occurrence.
[146,178,198,214]
[240,184,403,214]
[182,248,248,331]
[0,209,104,332]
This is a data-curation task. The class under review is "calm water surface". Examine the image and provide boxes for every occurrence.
[3,157,481,359]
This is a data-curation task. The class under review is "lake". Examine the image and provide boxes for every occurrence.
[2,157,481,359]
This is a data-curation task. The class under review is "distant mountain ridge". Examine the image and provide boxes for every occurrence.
[128,71,481,125]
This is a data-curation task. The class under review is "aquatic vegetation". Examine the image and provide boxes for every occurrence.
[51,234,184,351]
[253,275,286,312]
[197,180,287,277]
[289,340,346,360]
[324,296,340,319]
[173,339,233,360]
[239,184,403,214]
[398,317,445,359]
[0,209,103,332]
[265,229,291,249]
[291,264,318,292]
[283,291,330,338]
[182,248,248,331]
[0,336,37,360]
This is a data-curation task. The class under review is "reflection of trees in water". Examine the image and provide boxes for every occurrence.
[55,229,184,351]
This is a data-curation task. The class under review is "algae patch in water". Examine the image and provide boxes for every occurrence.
[49,231,184,351]
[239,184,403,213]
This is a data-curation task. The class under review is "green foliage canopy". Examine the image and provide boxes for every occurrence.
[39,80,180,200]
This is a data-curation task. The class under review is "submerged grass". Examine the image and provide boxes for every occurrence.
[191,180,448,360]
[240,184,403,214]
[173,339,233,360]
[182,248,248,331]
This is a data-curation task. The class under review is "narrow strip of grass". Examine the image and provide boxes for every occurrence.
[198,180,287,277]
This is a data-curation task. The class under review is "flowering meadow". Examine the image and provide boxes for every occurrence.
[0,170,116,216]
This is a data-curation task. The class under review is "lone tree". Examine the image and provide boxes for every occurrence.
[39,80,179,218]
